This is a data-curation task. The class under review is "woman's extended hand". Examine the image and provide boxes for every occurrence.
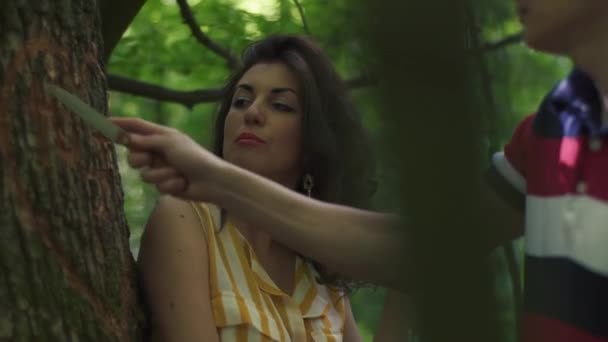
[110,116,227,202]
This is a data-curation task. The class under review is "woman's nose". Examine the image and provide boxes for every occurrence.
[244,100,266,125]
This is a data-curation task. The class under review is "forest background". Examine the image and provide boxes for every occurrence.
[110,0,570,341]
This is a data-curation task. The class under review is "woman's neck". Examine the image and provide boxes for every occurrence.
[227,212,297,295]
[226,212,296,263]
[229,214,272,250]
[222,166,301,292]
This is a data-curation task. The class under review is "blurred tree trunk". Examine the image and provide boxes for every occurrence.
[361,0,502,341]
[0,1,145,341]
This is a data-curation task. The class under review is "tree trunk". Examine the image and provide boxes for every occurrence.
[0,1,146,341]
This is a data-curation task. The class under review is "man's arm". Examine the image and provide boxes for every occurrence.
[481,169,525,251]
[112,117,524,290]
[213,161,523,290]
[215,161,408,289]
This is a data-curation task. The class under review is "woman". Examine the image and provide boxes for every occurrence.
[131,35,374,341]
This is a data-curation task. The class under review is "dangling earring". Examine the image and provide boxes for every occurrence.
[303,173,314,197]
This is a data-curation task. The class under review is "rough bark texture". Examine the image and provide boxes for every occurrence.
[0,1,145,341]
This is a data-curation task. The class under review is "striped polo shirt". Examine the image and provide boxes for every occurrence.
[490,69,608,342]
[190,202,346,341]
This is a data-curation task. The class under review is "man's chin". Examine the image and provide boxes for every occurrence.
[523,30,569,56]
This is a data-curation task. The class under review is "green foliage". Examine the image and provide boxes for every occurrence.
[109,0,571,340]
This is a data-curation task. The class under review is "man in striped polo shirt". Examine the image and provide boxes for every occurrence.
[488,1,608,341]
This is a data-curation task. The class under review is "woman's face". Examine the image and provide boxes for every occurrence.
[516,0,608,53]
[223,62,303,187]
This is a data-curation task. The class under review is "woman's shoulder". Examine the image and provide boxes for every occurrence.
[139,196,221,259]
[149,196,221,234]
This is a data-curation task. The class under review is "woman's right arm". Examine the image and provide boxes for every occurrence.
[138,195,220,342]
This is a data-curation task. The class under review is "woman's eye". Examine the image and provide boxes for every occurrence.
[273,103,294,112]
[233,97,250,108]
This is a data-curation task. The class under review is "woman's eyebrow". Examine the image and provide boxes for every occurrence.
[236,83,254,92]
[271,87,297,95]
[236,83,297,96]
[271,87,298,95]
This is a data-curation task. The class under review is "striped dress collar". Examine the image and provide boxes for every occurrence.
[224,219,333,319]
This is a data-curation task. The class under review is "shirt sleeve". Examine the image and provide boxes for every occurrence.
[485,114,536,212]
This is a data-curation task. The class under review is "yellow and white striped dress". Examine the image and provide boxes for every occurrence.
[190,202,346,342]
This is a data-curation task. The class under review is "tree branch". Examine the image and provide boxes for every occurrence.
[477,31,523,54]
[107,73,375,108]
[292,0,311,35]
[175,0,240,69]
[107,74,224,109]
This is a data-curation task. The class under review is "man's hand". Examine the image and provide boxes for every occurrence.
[110,117,227,202]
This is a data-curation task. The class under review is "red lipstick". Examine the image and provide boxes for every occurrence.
[235,132,265,145]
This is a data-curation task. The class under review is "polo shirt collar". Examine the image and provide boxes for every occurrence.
[540,68,608,137]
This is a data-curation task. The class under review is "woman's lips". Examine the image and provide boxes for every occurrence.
[235,132,265,146]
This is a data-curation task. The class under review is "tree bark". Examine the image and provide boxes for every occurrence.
[0,1,145,341]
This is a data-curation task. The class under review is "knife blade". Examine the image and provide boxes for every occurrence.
[47,84,126,144]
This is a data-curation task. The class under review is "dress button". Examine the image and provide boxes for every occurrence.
[576,181,587,194]
[589,138,602,151]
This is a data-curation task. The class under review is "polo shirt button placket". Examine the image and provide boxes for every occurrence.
[563,210,576,228]
[563,197,577,247]
[576,181,587,194]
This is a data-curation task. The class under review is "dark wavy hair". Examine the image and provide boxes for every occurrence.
[212,35,377,290]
